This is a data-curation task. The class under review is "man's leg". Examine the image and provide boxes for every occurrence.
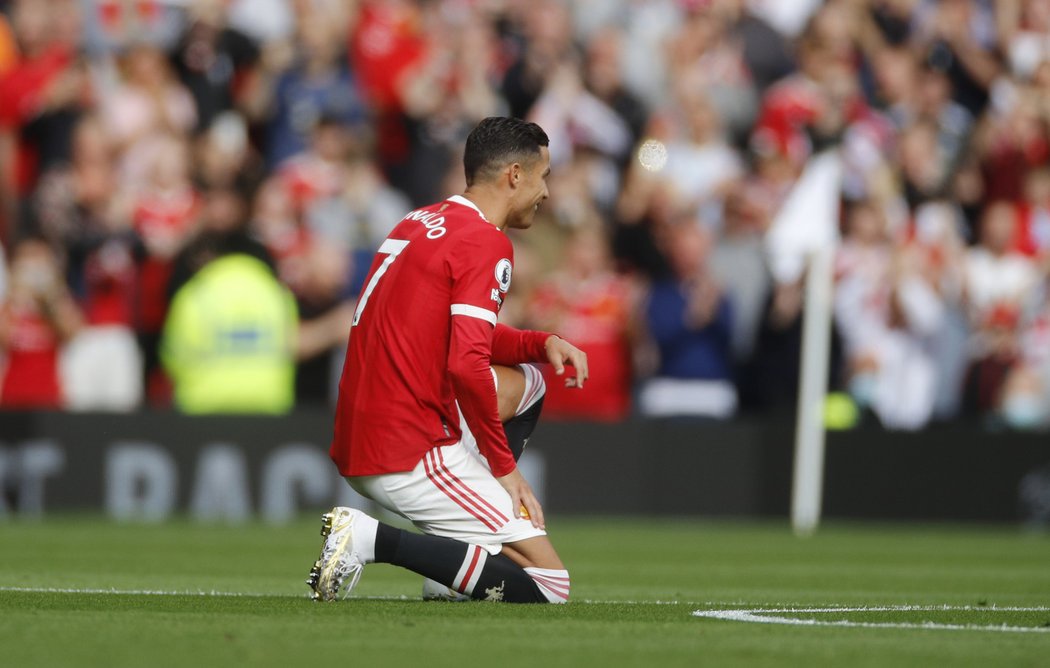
[420,364,546,600]
[363,438,568,603]
[372,523,567,603]
[308,508,568,603]
[308,441,568,603]
[496,364,545,461]
[463,363,545,465]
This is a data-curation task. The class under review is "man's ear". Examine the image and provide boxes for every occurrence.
[508,162,522,189]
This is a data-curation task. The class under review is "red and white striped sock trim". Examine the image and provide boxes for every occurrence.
[423,448,509,532]
[515,364,546,414]
[524,567,570,604]
[453,545,489,595]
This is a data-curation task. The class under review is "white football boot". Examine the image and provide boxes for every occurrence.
[421,577,471,602]
[306,507,370,601]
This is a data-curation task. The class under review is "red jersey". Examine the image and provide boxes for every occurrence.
[331,195,549,478]
[132,187,200,332]
[0,300,62,408]
[83,240,137,326]
[0,45,75,194]
[277,153,345,217]
[528,275,632,421]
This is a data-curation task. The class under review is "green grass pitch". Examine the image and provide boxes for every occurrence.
[1,517,1048,667]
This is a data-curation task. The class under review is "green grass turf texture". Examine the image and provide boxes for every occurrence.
[1,517,1048,667]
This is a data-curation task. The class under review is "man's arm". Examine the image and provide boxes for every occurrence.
[448,315,545,528]
[492,324,589,388]
[491,323,550,364]
[448,315,514,477]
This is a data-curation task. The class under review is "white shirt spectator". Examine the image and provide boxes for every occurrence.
[747,0,823,38]
[965,247,1040,320]
[663,140,744,222]
[227,0,295,43]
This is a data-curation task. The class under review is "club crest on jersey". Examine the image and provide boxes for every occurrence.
[495,258,512,293]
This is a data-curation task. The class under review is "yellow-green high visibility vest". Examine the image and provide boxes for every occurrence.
[161,254,298,414]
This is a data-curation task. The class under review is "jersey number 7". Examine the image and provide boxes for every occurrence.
[352,238,410,327]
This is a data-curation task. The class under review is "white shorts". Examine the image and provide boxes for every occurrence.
[348,441,546,555]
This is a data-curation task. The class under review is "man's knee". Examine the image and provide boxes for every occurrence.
[517,363,545,413]
[499,538,570,603]
[494,364,545,421]
[523,565,570,603]
[494,365,525,421]
[501,365,545,461]
[501,535,564,570]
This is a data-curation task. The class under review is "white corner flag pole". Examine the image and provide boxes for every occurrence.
[766,149,841,536]
[791,244,834,536]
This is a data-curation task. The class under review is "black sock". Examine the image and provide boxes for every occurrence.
[503,396,544,462]
[374,523,547,603]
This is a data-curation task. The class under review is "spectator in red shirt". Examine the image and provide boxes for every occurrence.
[0,236,82,408]
[527,226,637,421]
[349,0,427,179]
[0,0,90,230]
[277,115,351,225]
[130,134,201,402]
[252,176,309,289]
[977,85,1050,203]
[22,114,143,410]
[963,201,1041,414]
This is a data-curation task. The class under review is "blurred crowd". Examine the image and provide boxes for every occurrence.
[2,0,1050,431]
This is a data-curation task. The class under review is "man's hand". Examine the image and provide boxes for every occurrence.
[544,335,588,388]
[497,467,545,530]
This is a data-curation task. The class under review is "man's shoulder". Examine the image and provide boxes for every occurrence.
[451,222,511,258]
[391,199,511,258]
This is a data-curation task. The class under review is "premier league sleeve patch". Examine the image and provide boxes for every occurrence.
[495,258,513,293]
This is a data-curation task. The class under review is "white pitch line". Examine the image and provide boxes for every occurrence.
[0,586,296,598]
[0,586,677,604]
[0,587,702,604]
[0,586,426,600]
[693,606,1050,634]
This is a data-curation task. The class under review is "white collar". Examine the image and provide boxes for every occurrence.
[447,195,489,222]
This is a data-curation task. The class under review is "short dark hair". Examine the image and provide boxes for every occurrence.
[463,117,549,186]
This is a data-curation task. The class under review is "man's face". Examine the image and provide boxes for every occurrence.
[506,147,551,230]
